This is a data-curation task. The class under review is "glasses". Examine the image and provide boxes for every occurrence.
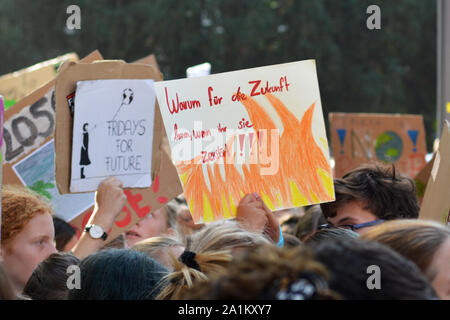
[318,219,385,232]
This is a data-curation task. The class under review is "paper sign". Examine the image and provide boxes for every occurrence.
[329,113,427,178]
[154,60,335,223]
[419,121,450,224]
[1,51,102,227]
[70,79,155,192]
[0,53,79,108]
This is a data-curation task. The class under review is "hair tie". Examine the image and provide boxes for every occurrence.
[179,250,201,272]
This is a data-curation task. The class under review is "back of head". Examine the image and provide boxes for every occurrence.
[67,249,168,300]
[156,220,267,299]
[294,205,327,241]
[361,219,450,279]
[188,220,271,253]
[321,163,419,221]
[53,217,76,252]
[181,244,339,300]
[304,227,359,248]
[1,185,53,249]
[23,252,80,300]
[313,238,438,299]
[132,236,184,270]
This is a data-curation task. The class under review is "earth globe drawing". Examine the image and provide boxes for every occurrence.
[374,131,403,163]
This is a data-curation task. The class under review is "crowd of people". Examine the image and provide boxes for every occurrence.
[0,163,449,300]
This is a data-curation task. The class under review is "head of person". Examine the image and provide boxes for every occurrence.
[361,219,450,299]
[23,252,80,300]
[156,220,270,300]
[276,207,304,235]
[53,217,77,252]
[67,249,168,300]
[132,236,185,271]
[83,123,88,132]
[125,201,179,247]
[313,238,438,299]
[294,205,327,241]
[321,163,419,234]
[181,244,339,300]
[304,227,359,248]
[1,185,57,293]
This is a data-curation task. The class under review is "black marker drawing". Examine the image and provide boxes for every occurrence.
[80,122,96,179]
[112,88,134,120]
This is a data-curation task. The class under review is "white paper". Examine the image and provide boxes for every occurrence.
[70,79,155,192]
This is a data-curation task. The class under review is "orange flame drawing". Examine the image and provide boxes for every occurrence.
[176,93,335,223]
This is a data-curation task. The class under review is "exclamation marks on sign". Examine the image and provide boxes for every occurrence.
[248,132,255,155]
[238,131,259,157]
[337,129,347,154]
[239,134,246,156]
[407,130,418,153]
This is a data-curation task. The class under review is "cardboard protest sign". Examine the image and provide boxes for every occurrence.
[419,121,450,225]
[133,54,160,72]
[329,113,427,178]
[54,60,183,243]
[1,51,103,226]
[154,60,335,223]
[414,153,436,204]
[70,79,156,192]
[0,53,79,109]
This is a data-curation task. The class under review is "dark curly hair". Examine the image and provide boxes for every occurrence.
[321,163,419,220]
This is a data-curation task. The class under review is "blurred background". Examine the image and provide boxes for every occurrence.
[0,0,440,150]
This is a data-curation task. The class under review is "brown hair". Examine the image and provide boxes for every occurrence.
[181,244,340,300]
[361,219,450,280]
[321,163,419,220]
[294,205,327,241]
[1,185,53,248]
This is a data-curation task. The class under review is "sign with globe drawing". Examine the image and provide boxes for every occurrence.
[329,113,427,179]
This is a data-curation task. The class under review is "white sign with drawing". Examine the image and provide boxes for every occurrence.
[70,79,155,192]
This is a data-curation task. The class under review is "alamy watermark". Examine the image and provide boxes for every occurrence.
[366,5,381,30]
[366,265,381,290]
[66,5,81,30]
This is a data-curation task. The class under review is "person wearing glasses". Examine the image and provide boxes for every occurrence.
[320,163,420,234]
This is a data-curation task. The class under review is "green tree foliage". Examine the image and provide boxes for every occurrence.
[0,0,437,149]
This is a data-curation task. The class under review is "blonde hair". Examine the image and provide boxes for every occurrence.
[132,236,183,270]
[361,219,450,280]
[156,220,271,300]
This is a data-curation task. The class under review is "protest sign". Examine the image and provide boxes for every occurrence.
[69,79,156,192]
[1,50,103,226]
[0,53,79,109]
[133,54,160,71]
[154,60,335,223]
[329,113,427,178]
[414,153,436,203]
[54,60,183,243]
[419,121,450,225]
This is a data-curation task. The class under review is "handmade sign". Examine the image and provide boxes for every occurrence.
[0,53,79,109]
[329,113,427,178]
[69,79,156,192]
[414,153,436,204]
[1,50,102,226]
[54,60,183,243]
[0,95,3,249]
[419,121,450,225]
[154,60,335,223]
[133,54,160,71]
